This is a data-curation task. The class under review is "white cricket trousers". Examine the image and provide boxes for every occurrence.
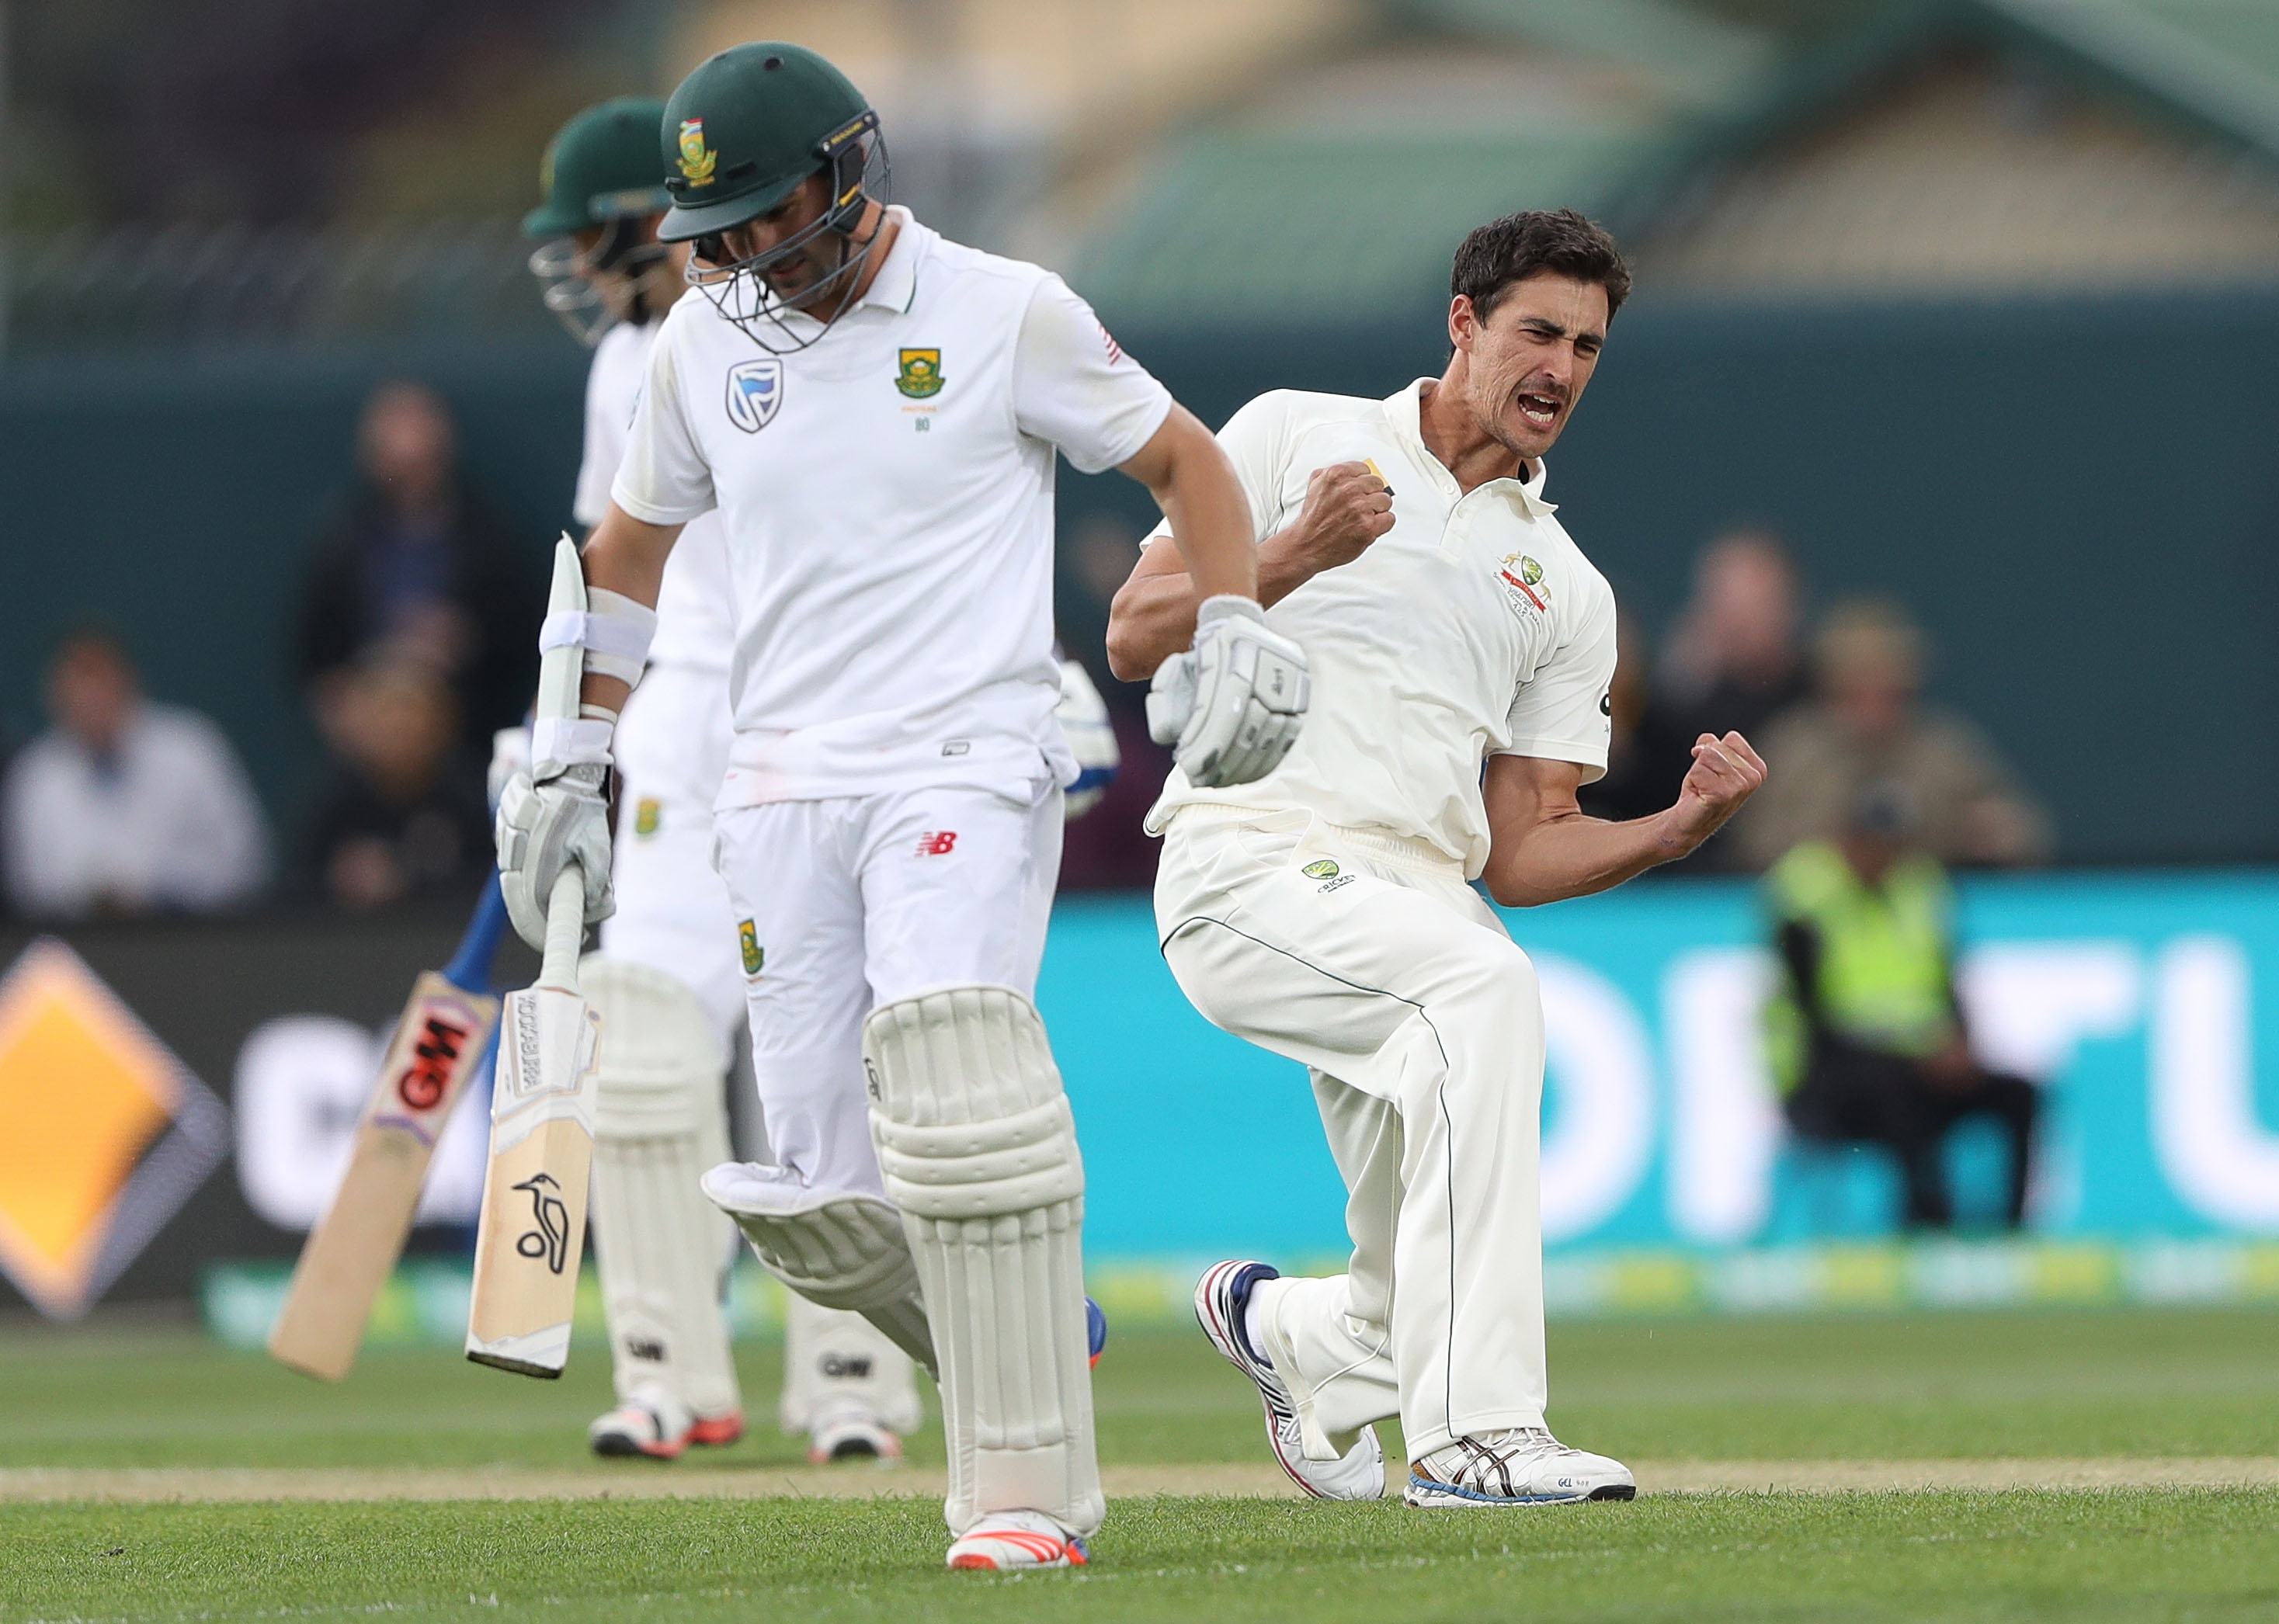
[1154,806,1549,1461]
[602,662,745,1054]
[710,780,1062,1202]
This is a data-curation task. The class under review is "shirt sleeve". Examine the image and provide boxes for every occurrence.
[1011,275,1174,476]
[610,324,717,525]
[1142,390,1290,547]
[571,334,628,530]
[1498,575,1618,781]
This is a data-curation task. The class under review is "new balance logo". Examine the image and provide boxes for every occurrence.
[915,831,958,856]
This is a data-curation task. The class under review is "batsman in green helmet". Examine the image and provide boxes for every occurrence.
[523,96,680,346]
[652,43,888,352]
[492,40,1301,1571]
[513,95,933,1473]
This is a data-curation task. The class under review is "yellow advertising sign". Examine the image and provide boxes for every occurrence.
[0,940,228,1319]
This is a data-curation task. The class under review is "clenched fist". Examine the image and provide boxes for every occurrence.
[1286,460,1395,574]
[1662,731,1768,855]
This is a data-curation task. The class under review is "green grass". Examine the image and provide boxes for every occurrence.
[3,1306,2277,1620]
[3,1306,2274,1470]
[7,1493,2277,1622]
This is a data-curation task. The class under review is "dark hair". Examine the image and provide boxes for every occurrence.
[1450,208,1631,322]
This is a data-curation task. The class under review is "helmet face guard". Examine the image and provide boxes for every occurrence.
[682,112,889,356]
[528,217,676,347]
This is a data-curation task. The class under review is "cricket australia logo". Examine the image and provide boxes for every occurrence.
[512,1172,571,1274]
[1498,552,1548,618]
[725,358,783,432]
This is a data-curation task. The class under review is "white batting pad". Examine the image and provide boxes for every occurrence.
[700,1162,936,1375]
[863,984,1102,1539]
[583,956,741,1421]
[780,1292,925,1436]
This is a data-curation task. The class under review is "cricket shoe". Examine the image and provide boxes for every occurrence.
[690,1411,745,1448]
[945,1510,1088,1571]
[1405,1428,1636,1508]
[588,1390,696,1461]
[1193,1260,1384,1501]
[808,1403,905,1466]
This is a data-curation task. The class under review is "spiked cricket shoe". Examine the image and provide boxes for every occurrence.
[946,1509,1089,1571]
[1194,1260,1384,1500]
[588,1389,696,1460]
[688,1410,745,1448]
[1405,1427,1637,1507]
[808,1402,905,1465]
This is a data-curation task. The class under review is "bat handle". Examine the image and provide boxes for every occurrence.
[443,874,512,994]
[537,866,586,993]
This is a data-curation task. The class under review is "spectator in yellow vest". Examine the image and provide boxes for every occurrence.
[1762,783,2038,1229]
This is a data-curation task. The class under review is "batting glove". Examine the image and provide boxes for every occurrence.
[1146,595,1310,788]
[1056,657,1120,820]
[494,762,614,949]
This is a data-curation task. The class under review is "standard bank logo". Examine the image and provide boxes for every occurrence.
[725,358,783,432]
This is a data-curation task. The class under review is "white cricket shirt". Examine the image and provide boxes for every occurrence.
[577,310,733,676]
[611,207,1173,807]
[1147,381,1618,879]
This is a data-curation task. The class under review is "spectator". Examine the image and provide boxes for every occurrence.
[302,651,491,911]
[294,381,539,755]
[1574,623,1669,824]
[1654,528,1809,748]
[1733,599,2050,871]
[2,627,270,918]
[1761,783,2039,1230]
[1591,530,1809,863]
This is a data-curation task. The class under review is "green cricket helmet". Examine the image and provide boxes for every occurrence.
[658,44,889,353]
[658,43,878,244]
[524,97,673,238]
[525,97,678,346]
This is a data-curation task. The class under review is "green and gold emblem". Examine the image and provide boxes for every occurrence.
[1517,555,1543,586]
[896,348,944,399]
[738,920,764,977]
[1301,859,1340,880]
[677,118,717,187]
[633,797,661,837]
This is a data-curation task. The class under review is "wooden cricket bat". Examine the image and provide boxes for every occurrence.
[466,536,606,1379]
[268,878,511,1380]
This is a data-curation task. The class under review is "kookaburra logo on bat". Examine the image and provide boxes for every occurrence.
[512,1173,571,1274]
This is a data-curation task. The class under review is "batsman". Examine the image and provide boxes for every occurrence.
[493,43,1300,1569]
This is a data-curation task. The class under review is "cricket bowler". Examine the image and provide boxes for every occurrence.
[493,43,1301,1568]
[1106,210,1767,1507]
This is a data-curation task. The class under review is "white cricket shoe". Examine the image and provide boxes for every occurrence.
[946,1509,1089,1571]
[1194,1260,1384,1501]
[589,1388,696,1461]
[1405,1428,1637,1508]
[808,1402,905,1466]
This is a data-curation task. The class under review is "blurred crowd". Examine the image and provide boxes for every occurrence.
[2,380,531,918]
[2,390,2048,923]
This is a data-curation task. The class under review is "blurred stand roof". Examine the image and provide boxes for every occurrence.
[1061,0,2279,324]
[4,0,2278,353]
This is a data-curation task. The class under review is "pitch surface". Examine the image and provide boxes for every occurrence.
[2,1305,2274,1620]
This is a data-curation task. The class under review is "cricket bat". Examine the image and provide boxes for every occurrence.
[268,876,511,1380]
[465,537,606,1378]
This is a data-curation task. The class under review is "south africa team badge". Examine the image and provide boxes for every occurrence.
[896,349,943,398]
[725,359,783,432]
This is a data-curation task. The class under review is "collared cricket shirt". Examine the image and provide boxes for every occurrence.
[578,310,734,677]
[1147,380,1618,879]
[612,207,1173,807]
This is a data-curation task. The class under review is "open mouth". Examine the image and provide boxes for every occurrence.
[1517,391,1562,426]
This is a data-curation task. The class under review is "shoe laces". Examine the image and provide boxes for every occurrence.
[1421,1428,1577,1493]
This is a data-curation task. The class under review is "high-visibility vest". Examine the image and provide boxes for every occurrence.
[1760,841,1956,1095]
